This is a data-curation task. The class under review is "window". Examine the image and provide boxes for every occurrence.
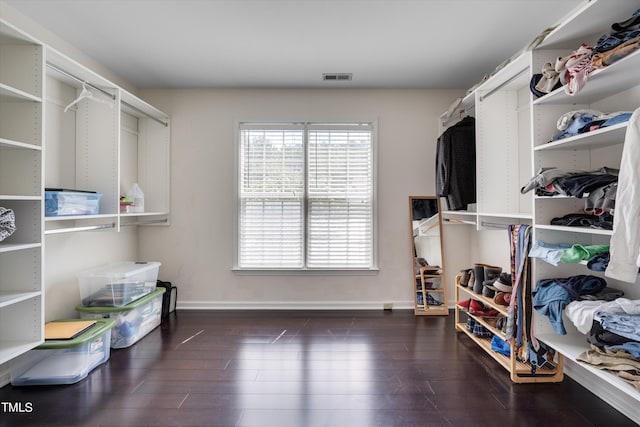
[237,122,376,270]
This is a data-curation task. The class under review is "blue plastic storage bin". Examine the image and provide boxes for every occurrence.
[45,190,102,216]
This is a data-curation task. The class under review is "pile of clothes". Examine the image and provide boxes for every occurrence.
[551,110,632,142]
[530,8,640,98]
[533,274,640,390]
[569,297,640,391]
[0,207,16,242]
[521,166,618,222]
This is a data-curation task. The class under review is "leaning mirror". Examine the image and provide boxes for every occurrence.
[409,196,448,315]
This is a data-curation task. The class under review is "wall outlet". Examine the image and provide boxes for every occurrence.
[383,302,393,310]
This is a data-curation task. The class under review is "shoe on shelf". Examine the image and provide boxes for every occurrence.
[426,294,443,306]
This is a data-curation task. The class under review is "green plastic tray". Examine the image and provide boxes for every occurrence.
[38,318,116,349]
[75,287,165,313]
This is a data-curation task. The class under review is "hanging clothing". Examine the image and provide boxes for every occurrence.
[435,116,476,211]
[606,107,640,283]
[505,224,534,362]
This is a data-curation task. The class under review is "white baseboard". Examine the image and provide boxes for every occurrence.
[564,359,640,425]
[177,300,416,311]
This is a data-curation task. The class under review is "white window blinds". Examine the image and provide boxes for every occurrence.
[238,123,375,270]
[239,126,305,268]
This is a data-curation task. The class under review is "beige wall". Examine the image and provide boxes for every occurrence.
[2,1,464,313]
[138,88,461,309]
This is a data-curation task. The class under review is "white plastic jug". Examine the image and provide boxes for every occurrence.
[127,183,145,213]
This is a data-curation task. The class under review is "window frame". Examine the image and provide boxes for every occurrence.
[233,120,378,274]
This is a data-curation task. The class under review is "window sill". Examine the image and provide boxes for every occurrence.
[232,267,379,276]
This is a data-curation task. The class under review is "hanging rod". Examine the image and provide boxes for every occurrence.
[45,62,116,100]
[121,218,168,227]
[45,223,115,235]
[121,100,169,127]
[478,67,529,102]
[46,62,169,128]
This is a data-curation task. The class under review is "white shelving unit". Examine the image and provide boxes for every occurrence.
[42,46,171,235]
[0,16,171,367]
[442,0,640,421]
[528,0,640,422]
[0,20,44,365]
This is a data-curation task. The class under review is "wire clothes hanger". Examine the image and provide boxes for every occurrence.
[64,82,113,112]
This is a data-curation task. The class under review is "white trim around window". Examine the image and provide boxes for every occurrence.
[233,121,378,273]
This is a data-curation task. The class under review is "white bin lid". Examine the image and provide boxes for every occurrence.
[78,261,161,279]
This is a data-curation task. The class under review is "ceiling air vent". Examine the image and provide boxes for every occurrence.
[322,73,352,81]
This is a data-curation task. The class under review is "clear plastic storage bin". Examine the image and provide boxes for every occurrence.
[45,190,102,216]
[10,319,115,386]
[76,288,165,348]
[78,261,161,307]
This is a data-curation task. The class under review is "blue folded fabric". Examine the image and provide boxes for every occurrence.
[601,112,632,128]
[491,335,510,357]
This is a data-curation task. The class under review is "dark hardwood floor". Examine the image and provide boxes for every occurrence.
[0,309,636,427]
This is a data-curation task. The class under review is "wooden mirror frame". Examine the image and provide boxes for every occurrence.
[408,196,448,316]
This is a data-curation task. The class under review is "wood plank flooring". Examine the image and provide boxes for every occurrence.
[0,310,636,426]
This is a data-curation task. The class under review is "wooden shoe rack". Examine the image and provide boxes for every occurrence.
[454,275,564,383]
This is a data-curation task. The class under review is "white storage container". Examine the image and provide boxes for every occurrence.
[10,319,115,386]
[76,288,165,348]
[78,261,161,307]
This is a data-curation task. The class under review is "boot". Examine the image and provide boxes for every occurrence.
[482,265,502,297]
[459,269,472,287]
[473,264,485,294]
[467,269,475,289]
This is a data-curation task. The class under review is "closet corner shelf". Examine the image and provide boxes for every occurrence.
[534,123,627,152]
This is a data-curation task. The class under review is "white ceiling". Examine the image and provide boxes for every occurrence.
[5,0,585,90]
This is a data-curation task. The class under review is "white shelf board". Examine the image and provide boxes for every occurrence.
[120,211,169,217]
[537,332,640,402]
[0,340,42,366]
[476,51,531,97]
[538,0,640,49]
[0,83,41,103]
[478,212,533,220]
[44,214,117,222]
[0,138,42,151]
[535,224,612,236]
[534,122,627,151]
[0,242,41,253]
[0,291,41,308]
[0,195,40,201]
